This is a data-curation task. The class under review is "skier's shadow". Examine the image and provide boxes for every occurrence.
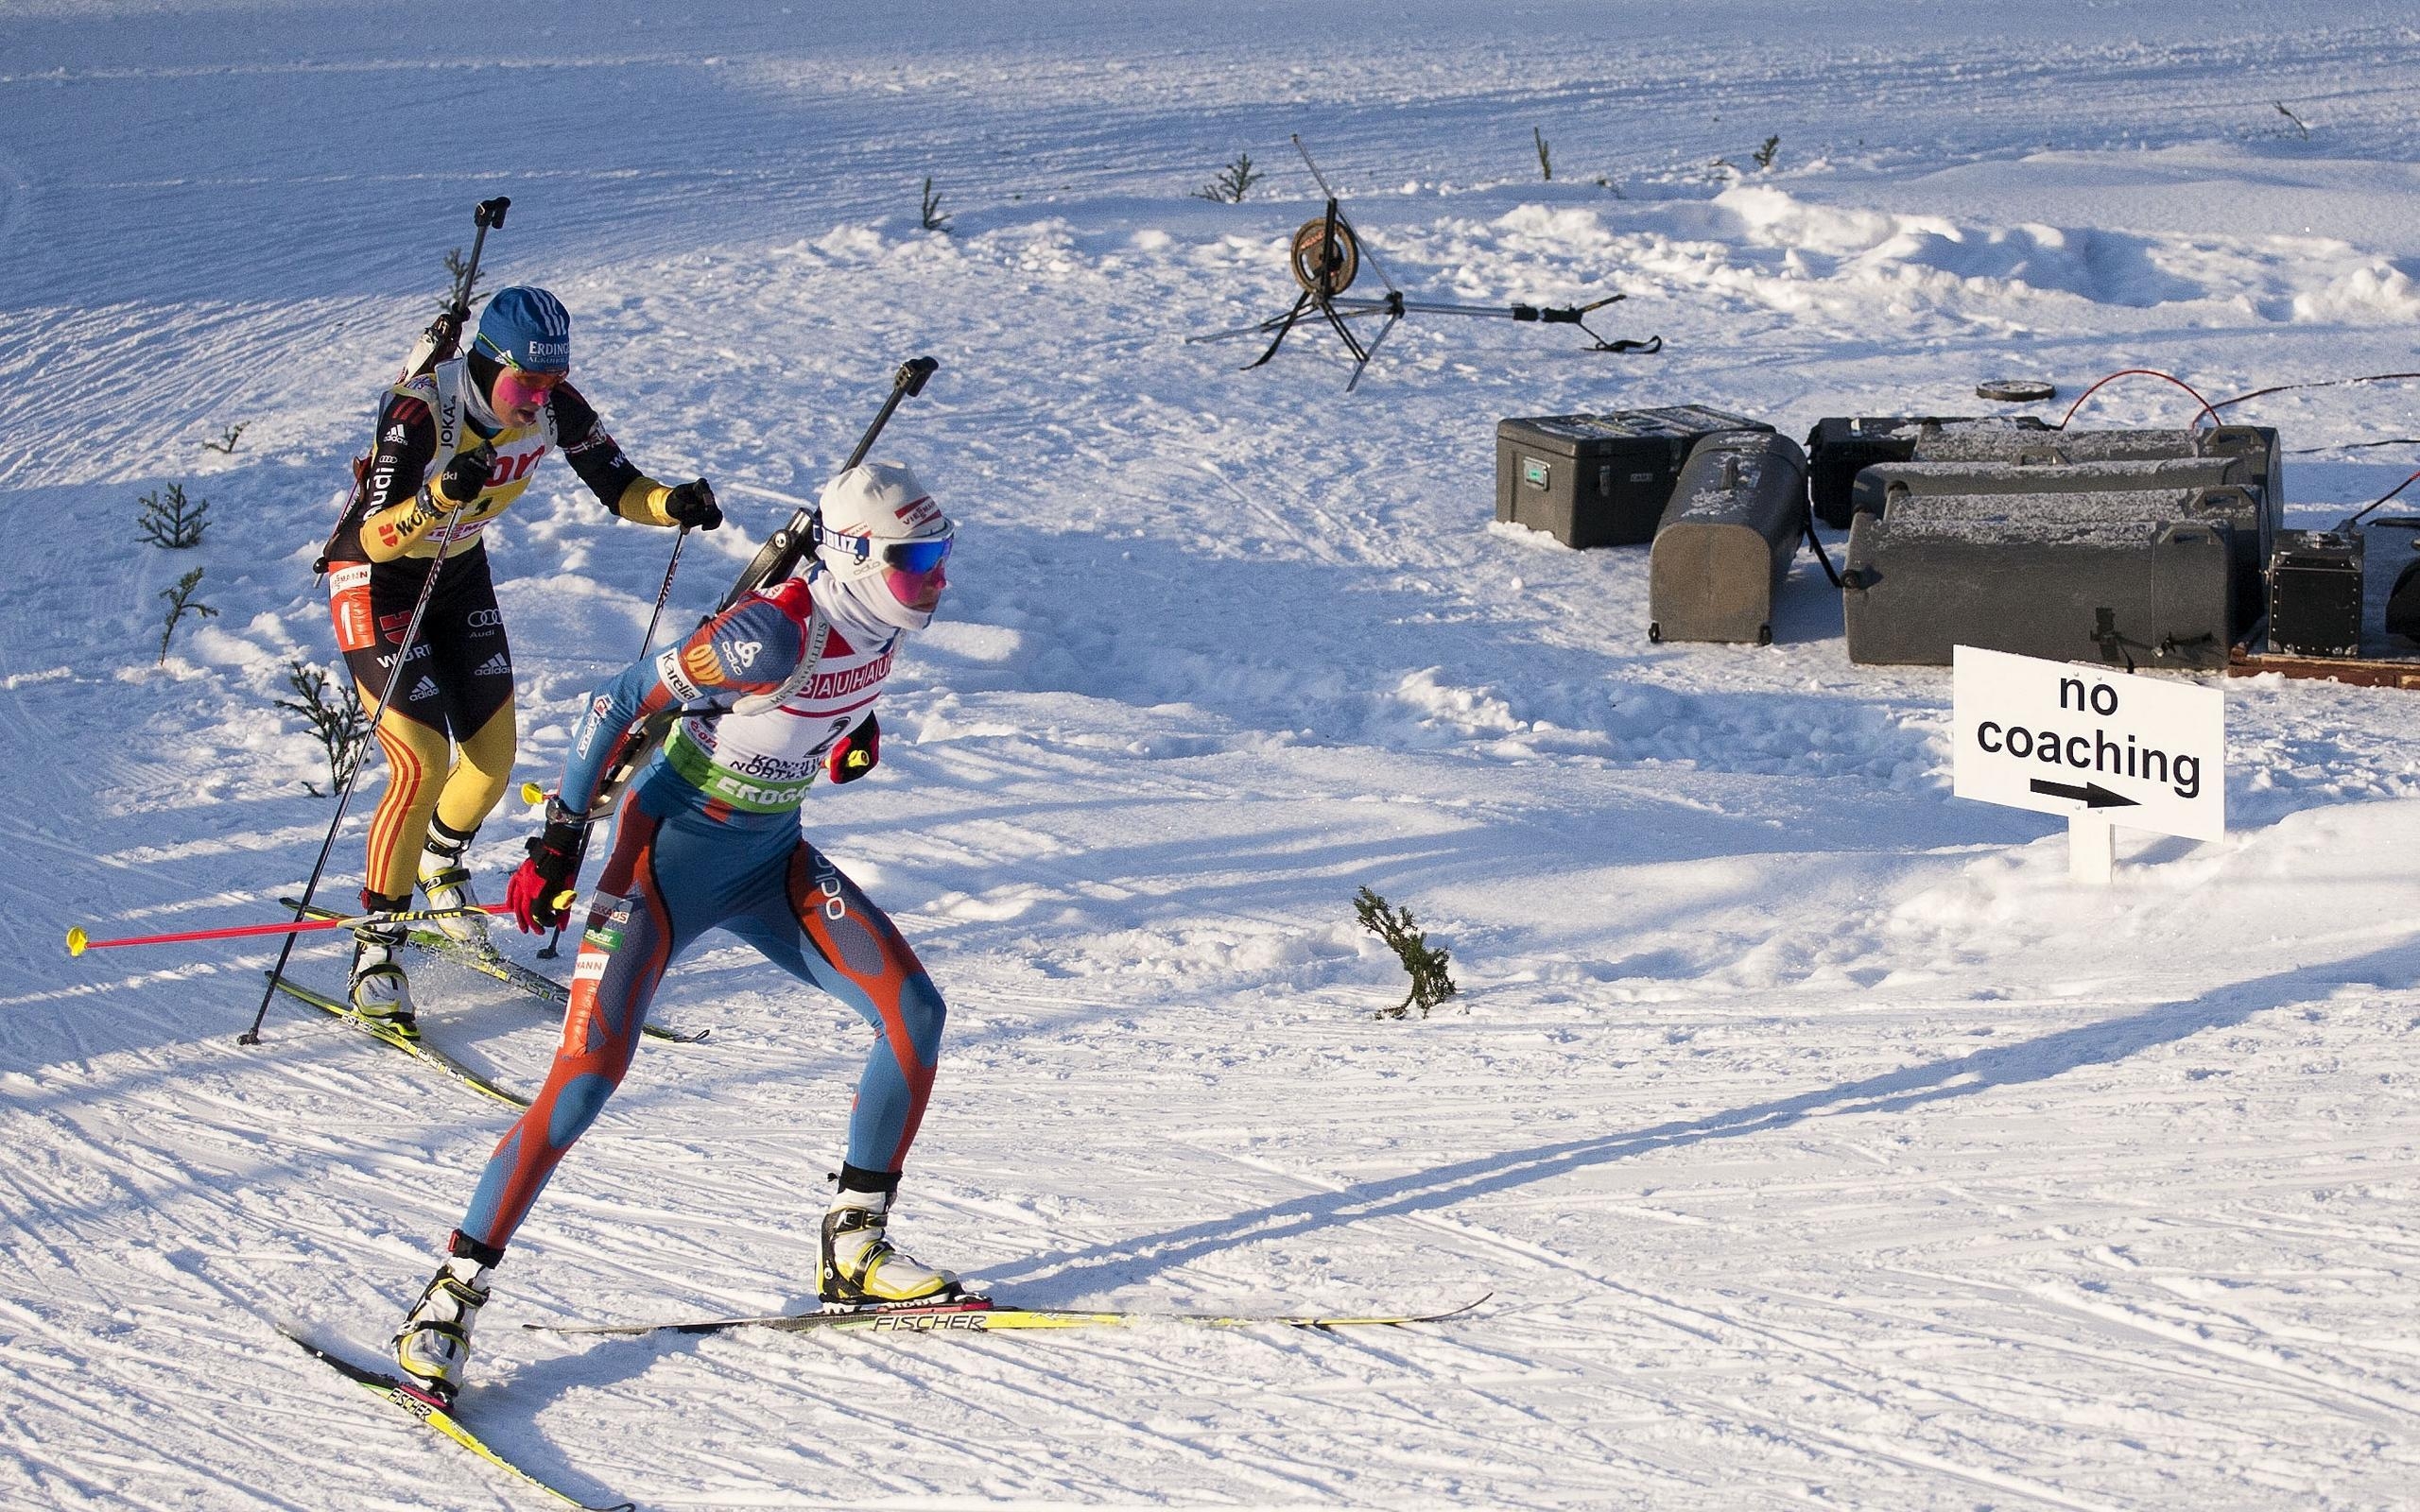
[984,937,2416,1297]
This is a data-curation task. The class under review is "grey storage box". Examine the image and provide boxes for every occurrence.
[1842,491,2236,669]
[1496,406,1772,548]
[1854,464,2268,638]
[1806,416,2056,528]
[1649,430,1808,644]
[2267,528,2362,658]
[1910,425,2282,593]
[1909,425,2281,507]
[1850,455,2251,520]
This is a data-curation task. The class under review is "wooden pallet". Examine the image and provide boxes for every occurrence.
[2227,642,2420,688]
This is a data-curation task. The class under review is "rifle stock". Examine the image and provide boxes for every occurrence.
[717,356,937,611]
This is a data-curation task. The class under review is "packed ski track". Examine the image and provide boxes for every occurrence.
[6,2,2420,1507]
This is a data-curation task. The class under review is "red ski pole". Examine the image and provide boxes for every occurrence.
[68,903,522,957]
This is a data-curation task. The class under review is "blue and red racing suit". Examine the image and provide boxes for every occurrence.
[456,574,942,1252]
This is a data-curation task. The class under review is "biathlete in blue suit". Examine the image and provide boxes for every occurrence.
[391,461,964,1404]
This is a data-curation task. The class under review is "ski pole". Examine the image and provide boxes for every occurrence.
[534,524,690,961]
[639,525,691,654]
[71,904,515,957]
[241,492,475,1045]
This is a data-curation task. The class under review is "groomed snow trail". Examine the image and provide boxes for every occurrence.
[4,4,2418,1508]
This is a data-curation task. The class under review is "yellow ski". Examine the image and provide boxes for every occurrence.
[527,1292,1489,1340]
[281,1328,630,1512]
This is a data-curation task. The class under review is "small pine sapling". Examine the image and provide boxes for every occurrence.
[156,568,216,664]
[1753,134,1781,171]
[200,422,247,455]
[1354,885,1460,1020]
[276,659,373,797]
[1533,126,1553,181]
[136,482,211,548]
[1192,152,1265,203]
[920,177,952,232]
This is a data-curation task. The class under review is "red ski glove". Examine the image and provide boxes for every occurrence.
[826,714,879,784]
[505,801,588,933]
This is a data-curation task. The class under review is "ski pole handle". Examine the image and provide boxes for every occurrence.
[522,781,610,828]
[73,904,515,956]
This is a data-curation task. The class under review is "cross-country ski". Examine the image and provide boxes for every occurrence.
[527,1292,1491,1339]
[263,971,530,1109]
[279,1330,631,1512]
[15,4,2420,1509]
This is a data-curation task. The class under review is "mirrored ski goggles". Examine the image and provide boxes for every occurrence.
[492,366,565,410]
[817,524,954,574]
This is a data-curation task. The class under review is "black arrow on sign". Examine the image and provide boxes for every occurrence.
[2030,779,2139,809]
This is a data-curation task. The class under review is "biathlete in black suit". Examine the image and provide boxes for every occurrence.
[323,286,722,1028]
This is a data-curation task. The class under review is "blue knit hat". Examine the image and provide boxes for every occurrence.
[474,286,571,372]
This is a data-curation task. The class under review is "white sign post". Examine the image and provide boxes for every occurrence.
[1951,645,2225,885]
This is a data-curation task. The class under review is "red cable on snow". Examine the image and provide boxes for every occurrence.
[2057,369,2219,431]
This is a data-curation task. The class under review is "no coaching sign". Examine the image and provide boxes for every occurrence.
[1951,645,2225,843]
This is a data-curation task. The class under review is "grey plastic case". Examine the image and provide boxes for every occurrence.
[1649,430,1808,644]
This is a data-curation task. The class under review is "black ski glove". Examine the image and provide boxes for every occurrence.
[665,479,722,530]
[434,442,497,506]
[825,714,879,783]
[505,800,588,934]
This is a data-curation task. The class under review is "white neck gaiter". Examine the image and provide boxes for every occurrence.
[813,564,927,639]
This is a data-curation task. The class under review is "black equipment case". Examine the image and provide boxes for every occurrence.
[1496,407,1772,548]
[1842,491,2236,669]
[2267,529,2362,659]
[2386,524,2420,645]
[1649,430,1807,644]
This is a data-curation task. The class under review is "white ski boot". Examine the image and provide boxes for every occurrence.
[349,895,417,1038]
[417,818,492,950]
[393,1237,497,1406]
[819,1185,963,1306]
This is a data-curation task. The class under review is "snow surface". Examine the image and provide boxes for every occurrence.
[6,3,2420,1507]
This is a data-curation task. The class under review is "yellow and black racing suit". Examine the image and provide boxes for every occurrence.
[325,356,684,905]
